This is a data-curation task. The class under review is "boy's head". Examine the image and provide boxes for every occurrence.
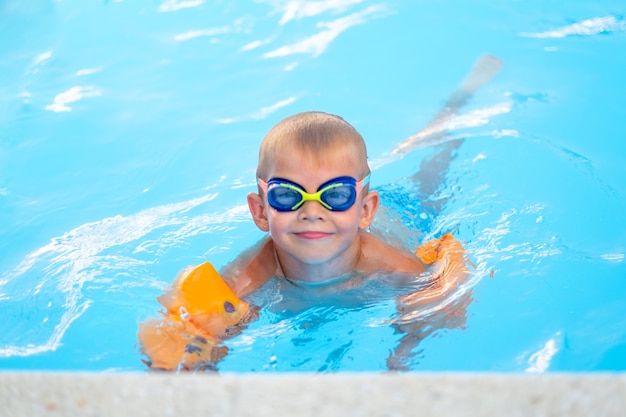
[256,111,370,180]
[247,111,380,280]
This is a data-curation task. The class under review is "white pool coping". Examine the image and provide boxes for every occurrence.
[2,372,625,416]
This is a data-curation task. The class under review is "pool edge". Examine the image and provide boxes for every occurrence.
[2,372,625,416]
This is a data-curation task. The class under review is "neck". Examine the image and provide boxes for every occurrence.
[273,239,362,285]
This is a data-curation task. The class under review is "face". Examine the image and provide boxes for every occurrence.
[248,143,378,278]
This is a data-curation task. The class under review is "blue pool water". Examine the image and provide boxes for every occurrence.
[1,0,625,372]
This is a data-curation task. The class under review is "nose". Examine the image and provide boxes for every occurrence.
[297,200,327,221]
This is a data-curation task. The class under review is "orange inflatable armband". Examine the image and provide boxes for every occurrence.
[415,233,460,265]
[415,232,472,286]
[137,262,250,371]
[415,233,471,286]
[401,233,471,307]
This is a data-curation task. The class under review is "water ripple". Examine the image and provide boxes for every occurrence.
[0,192,250,358]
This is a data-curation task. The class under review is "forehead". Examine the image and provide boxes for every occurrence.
[267,142,362,182]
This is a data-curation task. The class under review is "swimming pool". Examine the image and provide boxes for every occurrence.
[1,0,625,372]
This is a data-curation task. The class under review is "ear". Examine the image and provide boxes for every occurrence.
[247,192,270,232]
[358,190,379,230]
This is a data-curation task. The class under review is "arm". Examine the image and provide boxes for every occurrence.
[386,234,473,370]
[137,261,251,371]
[398,233,471,307]
[137,237,278,372]
[219,236,279,297]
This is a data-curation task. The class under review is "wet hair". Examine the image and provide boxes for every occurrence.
[256,111,370,179]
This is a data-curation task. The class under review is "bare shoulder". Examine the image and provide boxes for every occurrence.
[220,237,279,297]
[357,232,426,275]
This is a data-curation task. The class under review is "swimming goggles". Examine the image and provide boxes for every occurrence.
[257,174,371,212]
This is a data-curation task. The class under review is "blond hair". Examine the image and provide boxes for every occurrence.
[256,111,370,179]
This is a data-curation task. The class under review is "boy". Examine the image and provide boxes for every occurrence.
[140,55,503,370]
[220,111,438,296]
[138,111,470,371]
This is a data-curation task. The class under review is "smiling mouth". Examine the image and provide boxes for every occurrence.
[295,231,333,240]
